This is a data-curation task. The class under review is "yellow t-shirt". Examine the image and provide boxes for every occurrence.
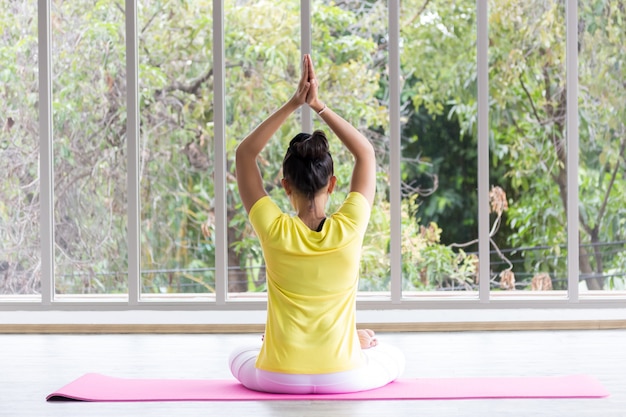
[248,192,371,374]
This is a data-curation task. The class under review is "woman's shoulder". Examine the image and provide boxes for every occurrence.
[345,191,368,204]
[338,191,370,211]
[249,195,275,214]
[333,192,371,223]
[249,196,284,229]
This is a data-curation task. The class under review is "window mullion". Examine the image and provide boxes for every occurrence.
[566,0,579,302]
[125,0,140,305]
[301,0,312,132]
[389,0,402,304]
[38,0,54,305]
[213,0,227,304]
[477,0,490,302]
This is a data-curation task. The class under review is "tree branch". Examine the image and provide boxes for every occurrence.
[449,212,503,248]
[141,6,162,34]
[490,237,513,270]
[158,67,214,97]
[404,0,432,27]
[155,61,243,99]
[594,138,626,234]
[518,74,544,125]
[579,211,594,236]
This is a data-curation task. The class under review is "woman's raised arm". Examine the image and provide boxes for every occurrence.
[235,56,311,213]
[305,57,376,206]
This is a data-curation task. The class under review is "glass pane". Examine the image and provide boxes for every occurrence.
[488,0,567,295]
[578,1,626,293]
[399,0,479,295]
[224,0,301,294]
[138,1,215,296]
[0,1,40,296]
[51,1,127,295]
[312,0,390,293]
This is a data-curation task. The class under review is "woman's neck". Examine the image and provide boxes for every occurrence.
[292,195,327,230]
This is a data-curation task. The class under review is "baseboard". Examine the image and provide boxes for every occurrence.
[2,320,625,334]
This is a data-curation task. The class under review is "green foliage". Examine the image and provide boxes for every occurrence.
[399,195,477,290]
[397,0,625,290]
[1,0,624,295]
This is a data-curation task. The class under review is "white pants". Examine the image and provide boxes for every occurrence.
[228,341,405,394]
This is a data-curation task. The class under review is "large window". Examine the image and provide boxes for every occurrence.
[577,1,626,293]
[0,0,39,297]
[399,0,478,296]
[311,0,392,293]
[487,0,569,296]
[50,0,128,296]
[137,1,216,298]
[1,0,624,310]
[224,0,302,295]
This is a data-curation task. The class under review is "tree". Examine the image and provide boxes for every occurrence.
[399,0,626,290]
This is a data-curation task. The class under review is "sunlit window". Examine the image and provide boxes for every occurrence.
[1,0,624,309]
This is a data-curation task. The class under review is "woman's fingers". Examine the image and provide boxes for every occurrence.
[298,56,308,90]
[301,54,309,82]
[304,53,314,78]
[305,58,318,105]
[307,56,317,92]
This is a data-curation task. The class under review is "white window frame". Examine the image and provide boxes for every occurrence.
[2,0,625,319]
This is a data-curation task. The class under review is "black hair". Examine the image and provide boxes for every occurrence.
[282,130,334,200]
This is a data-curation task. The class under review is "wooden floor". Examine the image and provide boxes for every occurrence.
[2,329,625,417]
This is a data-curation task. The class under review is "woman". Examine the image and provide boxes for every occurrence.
[229,54,405,394]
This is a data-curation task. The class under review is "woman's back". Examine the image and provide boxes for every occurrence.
[249,192,370,374]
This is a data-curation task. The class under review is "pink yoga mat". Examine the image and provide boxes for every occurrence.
[46,373,609,402]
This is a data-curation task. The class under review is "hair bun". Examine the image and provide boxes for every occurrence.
[289,130,329,160]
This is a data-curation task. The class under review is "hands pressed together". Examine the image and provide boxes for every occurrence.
[291,54,324,113]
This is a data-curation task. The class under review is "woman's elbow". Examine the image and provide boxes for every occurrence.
[362,141,376,163]
[235,144,251,165]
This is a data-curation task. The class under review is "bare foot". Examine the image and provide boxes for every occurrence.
[357,329,378,349]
